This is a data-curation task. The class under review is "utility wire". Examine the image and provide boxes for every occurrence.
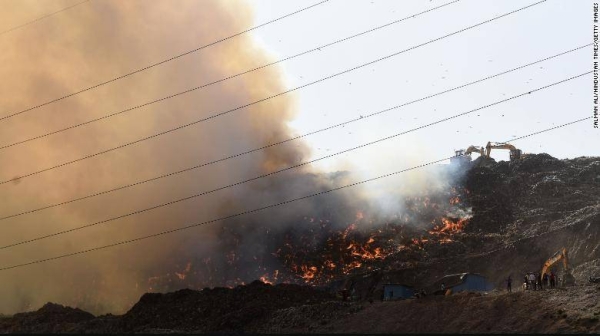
[0,44,589,222]
[0,0,330,121]
[0,116,588,271]
[502,117,592,143]
[0,71,588,250]
[0,0,461,151]
[0,0,548,186]
[0,0,90,36]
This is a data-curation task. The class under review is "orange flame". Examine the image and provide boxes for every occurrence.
[429,217,468,235]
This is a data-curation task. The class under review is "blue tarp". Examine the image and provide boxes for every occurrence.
[450,274,494,292]
[383,284,414,300]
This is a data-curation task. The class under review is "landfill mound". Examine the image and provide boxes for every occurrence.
[0,153,599,333]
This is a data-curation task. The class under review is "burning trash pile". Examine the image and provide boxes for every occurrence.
[129,180,477,295]
[268,185,474,285]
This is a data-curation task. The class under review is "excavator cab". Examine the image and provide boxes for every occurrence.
[509,148,522,161]
[486,142,526,162]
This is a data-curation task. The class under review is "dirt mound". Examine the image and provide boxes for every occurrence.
[119,280,334,333]
[0,303,94,333]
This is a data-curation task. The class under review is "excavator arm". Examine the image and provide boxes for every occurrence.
[541,248,568,277]
[464,145,485,156]
[541,248,575,286]
[486,142,523,161]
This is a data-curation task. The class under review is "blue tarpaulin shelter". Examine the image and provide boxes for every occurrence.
[435,273,494,293]
[382,284,415,300]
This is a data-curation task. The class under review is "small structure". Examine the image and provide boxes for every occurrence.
[382,284,415,301]
[433,273,494,294]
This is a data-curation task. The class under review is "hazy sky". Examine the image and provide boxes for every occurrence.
[249,0,596,172]
[1,0,596,175]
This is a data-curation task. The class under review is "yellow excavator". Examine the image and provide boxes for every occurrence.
[485,142,523,161]
[465,145,486,157]
[541,247,576,286]
[485,141,535,161]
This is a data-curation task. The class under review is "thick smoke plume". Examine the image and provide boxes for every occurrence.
[0,0,460,315]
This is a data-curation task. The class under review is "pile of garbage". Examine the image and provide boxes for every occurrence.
[0,281,336,333]
[118,281,334,332]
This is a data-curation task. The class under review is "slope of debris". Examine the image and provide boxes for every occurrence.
[263,284,600,334]
[454,154,600,284]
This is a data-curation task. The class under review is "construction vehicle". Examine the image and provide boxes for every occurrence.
[450,146,486,165]
[465,145,485,157]
[485,142,523,161]
[541,247,576,286]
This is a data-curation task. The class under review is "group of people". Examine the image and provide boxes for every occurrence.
[508,272,557,291]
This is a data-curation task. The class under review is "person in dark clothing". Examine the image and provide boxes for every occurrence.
[507,275,512,292]
[543,273,549,287]
[529,273,536,291]
[537,273,543,290]
[550,272,556,288]
[341,289,349,301]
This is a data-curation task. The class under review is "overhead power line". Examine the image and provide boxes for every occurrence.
[0,44,589,222]
[0,0,461,151]
[0,116,589,271]
[502,116,592,143]
[0,71,588,251]
[0,0,548,186]
[0,0,90,36]
[0,1,330,122]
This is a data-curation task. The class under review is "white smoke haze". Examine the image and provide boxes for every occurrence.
[0,0,460,315]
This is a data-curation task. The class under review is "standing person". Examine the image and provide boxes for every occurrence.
[524,274,529,290]
[507,275,512,292]
[537,273,544,290]
[529,273,536,291]
[543,273,549,287]
[550,272,556,288]
[341,289,349,301]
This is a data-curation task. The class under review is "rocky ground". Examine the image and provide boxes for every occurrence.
[0,153,598,333]
[270,284,600,334]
